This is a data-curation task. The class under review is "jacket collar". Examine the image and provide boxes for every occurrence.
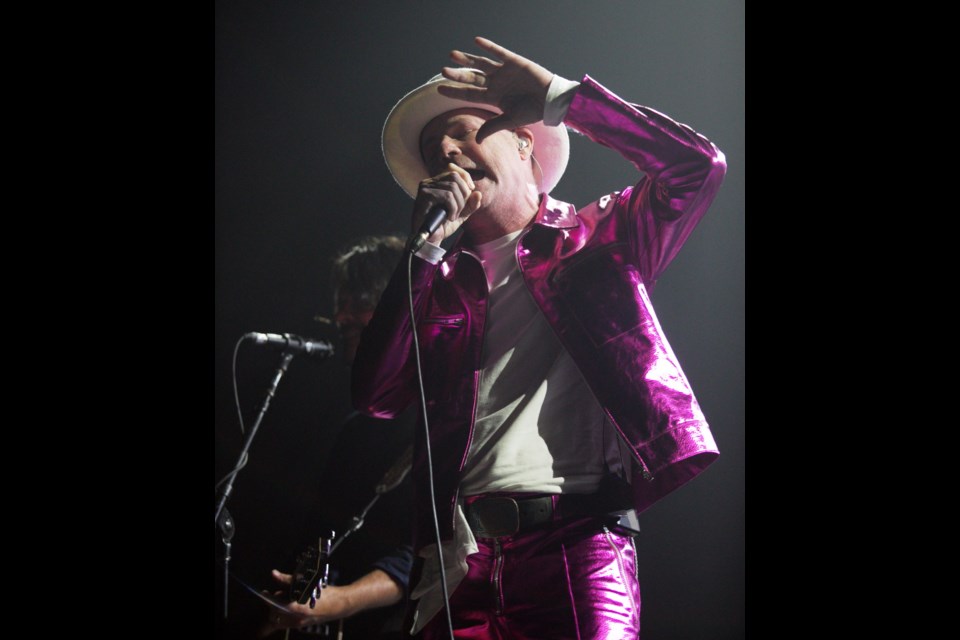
[532,193,579,229]
[446,194,579,257]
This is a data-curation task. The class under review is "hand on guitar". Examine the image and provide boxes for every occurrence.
[258,531,339,637]
[257,569,343,638]
[257,568,405,638]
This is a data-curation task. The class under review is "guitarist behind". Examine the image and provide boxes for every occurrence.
[258,236,416,640]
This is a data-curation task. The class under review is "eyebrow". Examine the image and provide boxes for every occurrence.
[420,123,477,163]
[420,123,460,148]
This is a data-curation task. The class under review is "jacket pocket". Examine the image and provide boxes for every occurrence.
[420,315,465,328]
[416,314,467,365]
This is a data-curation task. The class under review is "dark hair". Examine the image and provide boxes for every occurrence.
[330,235,405,307]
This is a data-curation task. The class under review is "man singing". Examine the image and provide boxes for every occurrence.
[352,36,726,639]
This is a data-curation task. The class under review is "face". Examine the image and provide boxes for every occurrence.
[333,289,376,365]
[419,109,536,224]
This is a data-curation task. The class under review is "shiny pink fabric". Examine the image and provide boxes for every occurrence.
[352,74,726,550]
[417,515,640,640]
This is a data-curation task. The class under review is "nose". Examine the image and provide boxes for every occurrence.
[438,136,461,161]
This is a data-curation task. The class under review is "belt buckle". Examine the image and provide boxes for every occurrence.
[470,497,520,538]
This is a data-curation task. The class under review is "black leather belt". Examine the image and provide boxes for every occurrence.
[466,493,623,539]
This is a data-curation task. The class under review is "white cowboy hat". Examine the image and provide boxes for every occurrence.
[381,70,570,198]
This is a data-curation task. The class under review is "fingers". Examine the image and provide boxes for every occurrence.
[415,165,474,222]
[428,164,474,205]
[434,163,475,196]
[448,37,513,69]
[473,36,513,60]
[412,164,479,244]
[447,163,475,186]
[476,114,515,143]
[448,49,502,72]
[462,190,483,218]
[443,38,510,90]
[438,166,473,216]
[271,569,293,585]
[442,66,488,87]
[444,165,476,220]
[436,81,488,104]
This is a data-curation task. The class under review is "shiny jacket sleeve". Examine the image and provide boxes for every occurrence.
[563,75,726,284]
[351,254,435,418]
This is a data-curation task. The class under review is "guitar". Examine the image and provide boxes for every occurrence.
[279,446,412,638]
[285,531,343,639]
[291,531,333,606]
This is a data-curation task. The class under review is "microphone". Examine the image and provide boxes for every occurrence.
[406,206,448,253]
[243,332,335,360]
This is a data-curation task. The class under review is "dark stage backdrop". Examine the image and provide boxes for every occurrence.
[215,1,744,638]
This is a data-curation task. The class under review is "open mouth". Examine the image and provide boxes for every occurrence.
[465,168,486,181]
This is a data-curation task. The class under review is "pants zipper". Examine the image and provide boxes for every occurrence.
[492,537,504,616]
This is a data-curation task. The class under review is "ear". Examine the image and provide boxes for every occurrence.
[515,128,534,159]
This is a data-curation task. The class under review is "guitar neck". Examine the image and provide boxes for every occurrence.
[291,531,335,605]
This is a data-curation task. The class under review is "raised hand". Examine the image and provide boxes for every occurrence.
[438,36,554,143]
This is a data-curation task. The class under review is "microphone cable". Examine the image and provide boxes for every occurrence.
[215,334,251,492]
[407,250,456,640]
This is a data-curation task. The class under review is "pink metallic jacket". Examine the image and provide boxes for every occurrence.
[352,75,727,550]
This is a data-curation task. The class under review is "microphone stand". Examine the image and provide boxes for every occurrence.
[215,350,297,618]
[217,506,235,618]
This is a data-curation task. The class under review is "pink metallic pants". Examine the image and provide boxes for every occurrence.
[418,515,641,640]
